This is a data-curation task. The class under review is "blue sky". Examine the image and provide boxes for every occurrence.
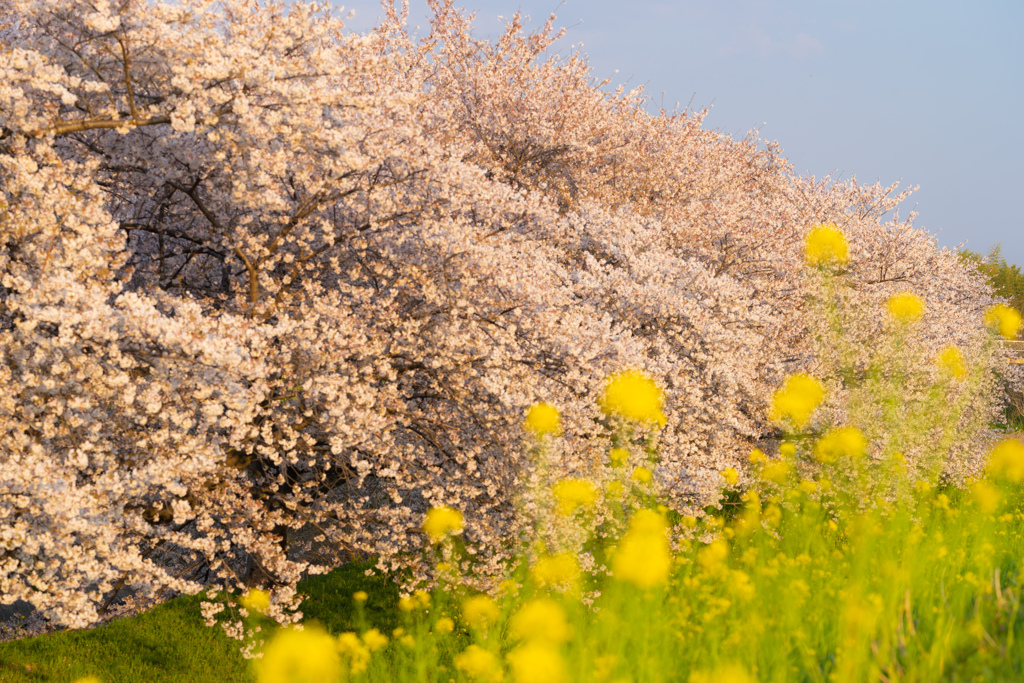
[339,1,1024,265]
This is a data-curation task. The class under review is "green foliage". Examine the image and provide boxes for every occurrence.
[961,245,1024,325]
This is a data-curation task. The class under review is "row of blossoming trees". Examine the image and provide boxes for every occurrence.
[0,0,1005,629]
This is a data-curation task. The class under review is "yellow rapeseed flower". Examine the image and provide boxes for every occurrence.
[362,628,389,652]
[455,645,504,683]
[599,370,667,426]
[970,480,1002,514]
[531,553,580,588]
[353,590,368,603]
[985,304,1023,339]
[507,642,566,683]
[720,467,739,486]
[463,594,501,630]
[886,292,925,324]
[631,466,653,484]
[697,538,729,574]
[986,438,1024,483]
[257,625,341,683]
[769,374,825,429]
[552,478,599,515]
[240,588,270,615]
[337,632,372,674]
[690,664,754,683]
[613,509,672,588]
[423,505,464,544]
[936,345,968,379]
[748,448,767,465]
[608,447,630,467]
[509,599,571,644]
[814,426,867,463]
[804,223,849,268]
[760,460,792,484]
[435,617,455,634]
[73,678,102,683]
[524,402,562,436]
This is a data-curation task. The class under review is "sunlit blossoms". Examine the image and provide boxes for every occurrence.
[0,0,1008,637]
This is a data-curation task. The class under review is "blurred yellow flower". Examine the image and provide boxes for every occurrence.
[509,599,571,644]
[552,478,598,515]
[73,678,103,683]
[986,438,1024,482]
[804,223,849,267]
[609,447,630,467]
[423,505,464,544]
[525,402,562,436]
[463,594,501,630]
[935,345,968,379]
[362,628,389,652]
[814,427,867,463]
[697,538,730,574]
[769,374,825,429]
[605,480,624,498]
[970,480,1002,514]
[613,509,672,588]
[257,625,341,683]
[353,590,368,603]
[435,617,455,634]
[337,632,372,674]
[631,466,653,484]
[507,642,566,683]
[760,461,792,484]
[531,553,580,588]
[456,644,505,683]
[240,588,270,615]
[599,370,667,426]
[985,304,1022,339]
[690,664,754,683]
[886,292,925,324]
[748,448,767,465]
[720,467,739,486]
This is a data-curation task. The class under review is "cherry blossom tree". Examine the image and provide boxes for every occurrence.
[0,0,1002,633]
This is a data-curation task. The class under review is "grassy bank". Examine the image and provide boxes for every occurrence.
[0,563,399,683]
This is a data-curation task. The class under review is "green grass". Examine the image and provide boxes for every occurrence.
[0,561,399,683]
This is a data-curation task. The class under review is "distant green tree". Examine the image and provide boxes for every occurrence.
[960,245,1024,319]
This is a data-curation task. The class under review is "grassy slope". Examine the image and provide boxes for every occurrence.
[0,562,399,683]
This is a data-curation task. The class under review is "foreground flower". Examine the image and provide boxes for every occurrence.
[935,345,968,379]
[507,642,565,683]
[524,402,562,436]
[814,426,867,463]
[769,373,825,429]
[509,599,571,644]
[336,632,372,674]
[804,223,849,267]
[886,292,925,324]
[456,644,505,683]
[720,467,739,486]
[531,553,580,588]
[463,594,501,630]
[690,664,755,683]
[240,588,270,615]
[986,438,1024,483]
[257,625,341,683]
[984,304,1023,340]
[552,478,598,515]
[599,370,667,425]
[613,509,672,588]
[423,505,464,544]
